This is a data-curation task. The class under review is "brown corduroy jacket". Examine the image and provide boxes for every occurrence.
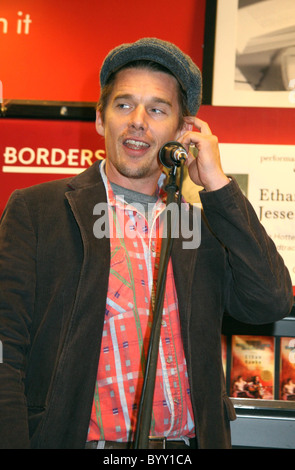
[0,161,293,449]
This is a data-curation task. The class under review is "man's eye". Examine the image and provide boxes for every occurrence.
[151,108,163,114]
[117,103,130,109]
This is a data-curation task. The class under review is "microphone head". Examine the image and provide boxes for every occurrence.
[158,141,188,169]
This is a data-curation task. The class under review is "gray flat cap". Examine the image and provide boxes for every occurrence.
[100,37,202,115]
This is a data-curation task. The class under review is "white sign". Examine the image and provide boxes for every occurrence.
[220,143,295,286]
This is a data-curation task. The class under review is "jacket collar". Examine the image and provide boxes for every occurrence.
[66,160,104,191]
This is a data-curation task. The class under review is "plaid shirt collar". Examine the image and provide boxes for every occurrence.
[99,159,168,210]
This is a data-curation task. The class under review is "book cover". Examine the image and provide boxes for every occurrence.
[221,334,227,377]
[279,337,295,401]
[230,335,275,400]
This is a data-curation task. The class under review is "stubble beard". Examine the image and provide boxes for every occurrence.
[115,160,157,180]
[113,147,161,181]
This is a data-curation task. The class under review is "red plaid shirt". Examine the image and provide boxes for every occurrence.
[87,163,195,442]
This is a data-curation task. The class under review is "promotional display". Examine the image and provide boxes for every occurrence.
[220,143,295,289]
[219,333,295,402]
[0,118,105,213]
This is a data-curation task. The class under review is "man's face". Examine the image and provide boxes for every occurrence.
[96,67,185,193]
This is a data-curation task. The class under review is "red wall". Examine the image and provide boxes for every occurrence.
[0,0,205,102]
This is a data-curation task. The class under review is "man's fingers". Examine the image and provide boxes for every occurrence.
[184,116,212,135]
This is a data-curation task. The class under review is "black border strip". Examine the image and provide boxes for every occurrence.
[202,0,217,105]
[1,100,96,121]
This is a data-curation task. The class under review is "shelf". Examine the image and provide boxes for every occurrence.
[231,398,295,449]
[231,397,295,416]
[0,100,96,121]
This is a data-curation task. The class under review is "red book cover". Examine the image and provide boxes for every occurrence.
[221,335,227,377]
[279,337,295,401]
[230,335,275,400]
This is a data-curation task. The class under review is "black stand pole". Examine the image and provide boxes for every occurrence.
[133,161,185,449]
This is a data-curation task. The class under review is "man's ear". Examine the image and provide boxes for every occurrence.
[95,110,105,137]
[175,118,193,140]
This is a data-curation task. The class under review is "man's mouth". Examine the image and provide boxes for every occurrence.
[123,139,150,151]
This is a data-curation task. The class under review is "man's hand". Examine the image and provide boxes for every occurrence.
[178,117,230,191]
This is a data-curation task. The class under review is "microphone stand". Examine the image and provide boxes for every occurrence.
[133,159,185,449]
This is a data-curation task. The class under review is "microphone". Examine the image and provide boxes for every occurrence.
[158,141,188,169]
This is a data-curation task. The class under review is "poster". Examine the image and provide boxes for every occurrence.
[212,0,295,108]
[220,143,295,289]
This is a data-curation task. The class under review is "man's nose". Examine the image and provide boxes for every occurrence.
[128,105,148,130]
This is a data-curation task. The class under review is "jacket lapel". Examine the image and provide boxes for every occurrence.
[65,161,110,327]
[37,163,111,448]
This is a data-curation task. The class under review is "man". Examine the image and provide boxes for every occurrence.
[0,38,293,449]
